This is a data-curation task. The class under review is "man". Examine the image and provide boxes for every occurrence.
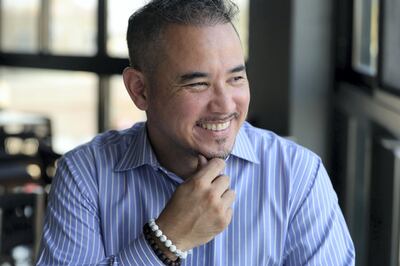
[37,0,355,265]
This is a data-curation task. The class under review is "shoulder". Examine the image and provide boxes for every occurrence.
[241,121,320,165]
[61,122,145,172]
[241,122,324,199]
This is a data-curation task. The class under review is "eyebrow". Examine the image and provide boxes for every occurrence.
[179,72,209,83]
[229,64,246,74]
[178,64,246,84]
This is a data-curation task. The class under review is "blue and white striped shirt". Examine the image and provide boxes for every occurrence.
[37,122,355,265]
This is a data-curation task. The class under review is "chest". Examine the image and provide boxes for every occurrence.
[98,167,288,265]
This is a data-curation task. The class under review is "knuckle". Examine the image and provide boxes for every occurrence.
[228,189,236,198]
[221,175,230,186]
[213,175,229,188]
[192,178,208,191]
[206,190,219,205]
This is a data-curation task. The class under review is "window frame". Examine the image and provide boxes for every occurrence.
[334,0,400,96]
[377,0,400,96]
[0,0,129,133]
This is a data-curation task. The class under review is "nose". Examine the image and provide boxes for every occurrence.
[207,81,235,114]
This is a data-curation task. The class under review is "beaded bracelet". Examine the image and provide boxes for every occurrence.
[143,223,181,266]
[148,218,191,259]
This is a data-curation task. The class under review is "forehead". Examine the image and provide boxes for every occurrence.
[160,23,245,71]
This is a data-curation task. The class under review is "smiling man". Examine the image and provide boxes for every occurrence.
[37,0,355,265]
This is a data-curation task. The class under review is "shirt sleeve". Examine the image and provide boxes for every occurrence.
[36,154,164,266]
[283,159,356,266]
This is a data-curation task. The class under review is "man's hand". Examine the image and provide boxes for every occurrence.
[155,155,236,253]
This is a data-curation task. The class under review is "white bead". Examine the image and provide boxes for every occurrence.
[150,224,159,231]
[155,230,162,237]
[169,245,177,252]
[165,240,172,247]
[176,250,184,258]
[147,218,191,260]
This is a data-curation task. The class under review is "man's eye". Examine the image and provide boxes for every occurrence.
[233,76,244,82]
[187,82,209,88]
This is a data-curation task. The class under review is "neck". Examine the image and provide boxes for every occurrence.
[145,125,198,180]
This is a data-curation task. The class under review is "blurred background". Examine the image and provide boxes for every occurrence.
[0,0,399,265]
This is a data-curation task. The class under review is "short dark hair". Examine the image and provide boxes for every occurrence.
[126,0,239,73]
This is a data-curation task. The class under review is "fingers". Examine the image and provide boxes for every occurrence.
[221,189,236,209]
[197,154,208,170]
[211,175,230,197]
[193,157,226,184]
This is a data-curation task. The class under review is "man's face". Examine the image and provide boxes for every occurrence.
[145,23,250,160]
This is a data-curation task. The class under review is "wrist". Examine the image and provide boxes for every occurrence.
[155,218,191,251]
[149,218,191,259]
[150,233,178,261]
[143,223,181,266]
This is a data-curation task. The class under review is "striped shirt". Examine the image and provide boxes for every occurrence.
[37,121,355,265]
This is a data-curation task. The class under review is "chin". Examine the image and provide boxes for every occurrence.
[201,146,233,160]
[204,152,230,160]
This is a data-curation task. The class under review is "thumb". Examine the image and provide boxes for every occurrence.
[197,154,208,171]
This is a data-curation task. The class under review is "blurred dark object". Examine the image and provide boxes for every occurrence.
[0,111,60,187]
[0,191,45,266]
[0,111,54,265]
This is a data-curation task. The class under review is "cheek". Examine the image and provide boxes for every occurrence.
[234,87,250,111]
[168,97,204,123]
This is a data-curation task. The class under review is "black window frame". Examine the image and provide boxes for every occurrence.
[334,0,400,97]
[0,0,129,133]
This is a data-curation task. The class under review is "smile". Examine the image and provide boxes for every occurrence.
[198,121,231,131]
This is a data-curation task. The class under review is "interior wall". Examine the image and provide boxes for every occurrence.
[289,0,334,164]
[247,0,292,135]
[247,0,334,164]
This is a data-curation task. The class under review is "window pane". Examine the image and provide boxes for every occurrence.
[352,0,379,75]
[0,68,97,154]
[381,0,400,90]
[107,0,250,59]
[49,0,97,55]
[107,0,147,58]
[234,0,250,59]
[109,75,146,130]
[0,0,40,52]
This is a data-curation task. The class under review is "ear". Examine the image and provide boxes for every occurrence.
[123,67,148,111]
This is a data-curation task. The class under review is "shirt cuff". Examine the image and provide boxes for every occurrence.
[115,233,165,265]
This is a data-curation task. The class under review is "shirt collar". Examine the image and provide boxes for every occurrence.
[114,121,259,172]
[114,123,160,172]
[230,122,260,164]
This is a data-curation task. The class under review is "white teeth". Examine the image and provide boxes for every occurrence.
[200,121,230,131]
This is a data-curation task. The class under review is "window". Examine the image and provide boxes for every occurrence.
[49,0,97,55]
[0,68,97,153]
[233,0,250,59]
[107,0,147,58]
[0,0,251,152]
[381,0,400,91]
[352,0,379,76]
[0,0,40,53]
[109,75,146,130]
